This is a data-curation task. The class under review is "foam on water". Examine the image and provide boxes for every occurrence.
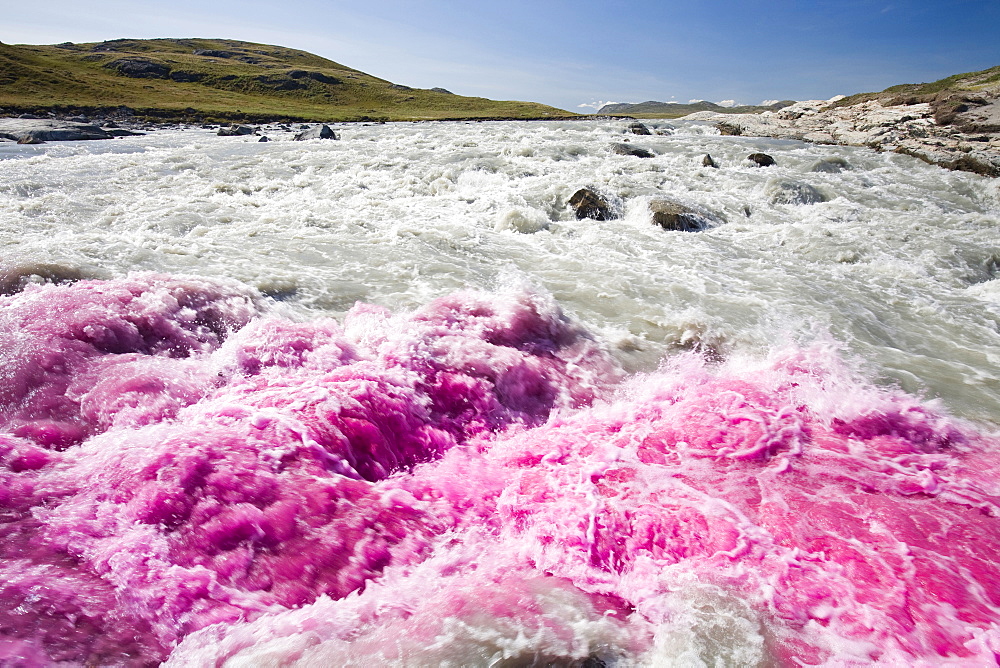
[1,120,999,665]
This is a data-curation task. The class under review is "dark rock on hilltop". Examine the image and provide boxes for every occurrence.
[169,70,205,83]
[288,70,341,85]
[747,153,776,167]
[193,49,234,58]
[430,87,454,95]
[106,59,171,79]
[649,199,712,231]
[294,124,339,140]
[568,188,613,221]
[611,143,654,158]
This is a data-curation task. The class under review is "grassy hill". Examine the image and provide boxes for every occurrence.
[0,38,573,122]
[832,65,1000,108]
[598,100,794,119]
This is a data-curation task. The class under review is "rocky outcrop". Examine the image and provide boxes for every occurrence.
[0,118,132,142]
[627,121,651,135]
[611,143,654,158]
[106,58,171,79]
[568,188,613,220]
[686,91,1000,177]
[294,124,339,140]
[287,70,341,85]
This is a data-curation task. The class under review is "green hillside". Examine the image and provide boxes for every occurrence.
[0,38,573,122]
[833,65,1000,107]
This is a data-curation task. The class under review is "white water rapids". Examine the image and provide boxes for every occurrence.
[3,119,997,424]
[3,118,1000,666]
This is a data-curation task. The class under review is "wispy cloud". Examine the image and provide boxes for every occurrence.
[577,100,619,110]
[717,99,737,107]
[760,99,780,105]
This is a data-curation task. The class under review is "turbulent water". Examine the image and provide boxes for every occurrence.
[1,119,999,666]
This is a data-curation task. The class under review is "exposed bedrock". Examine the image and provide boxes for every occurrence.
[686,92,1000,177]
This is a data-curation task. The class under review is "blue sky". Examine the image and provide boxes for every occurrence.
[4,0,999,111]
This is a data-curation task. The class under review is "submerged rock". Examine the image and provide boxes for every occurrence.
[649,199,712,231]
[810,156,852,173]
[747,153,776,167]
[765,179,828,205]
[258,136,270,142]
[611,143,654,158]
[568,188,613,221]
[294,124,339,141]
[17,136,44,144]
[702,154,718,168]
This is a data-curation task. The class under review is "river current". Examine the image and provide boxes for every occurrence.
[1,120,999,665]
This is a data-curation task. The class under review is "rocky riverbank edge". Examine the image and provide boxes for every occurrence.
[685,94,1000,178]
[0,105,590,143]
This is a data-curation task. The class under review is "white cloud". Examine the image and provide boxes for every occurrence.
[717,99,737,107]
[760,99,780,105]
[577,100,620,110]
[688,99,704,104]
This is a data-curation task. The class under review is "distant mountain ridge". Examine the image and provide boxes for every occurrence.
[599,99,794,118]
[0,38,571,122]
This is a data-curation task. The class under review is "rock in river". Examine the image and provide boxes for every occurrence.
[294,124,339,141]
[747,152,776,167]
[218,125,257,137]
[0,119,130,142]
[649,198,713,231]
[568,188,614,221]
[611,143,654,158]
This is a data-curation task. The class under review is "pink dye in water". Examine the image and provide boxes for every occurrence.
[1,275,999,666]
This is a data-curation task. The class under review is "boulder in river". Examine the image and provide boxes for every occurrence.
[258,136,270,142]
[568,188,613,221]
[628,121,652,135]
[17,136,44,145]
[765,178,828,205]
[702,154,718,168]
[649,199,712,231]
[218,125,257,137]
[748,153,776,167]
[611,143,655,158]
[294,124,339,141]
[0,119,125,142]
